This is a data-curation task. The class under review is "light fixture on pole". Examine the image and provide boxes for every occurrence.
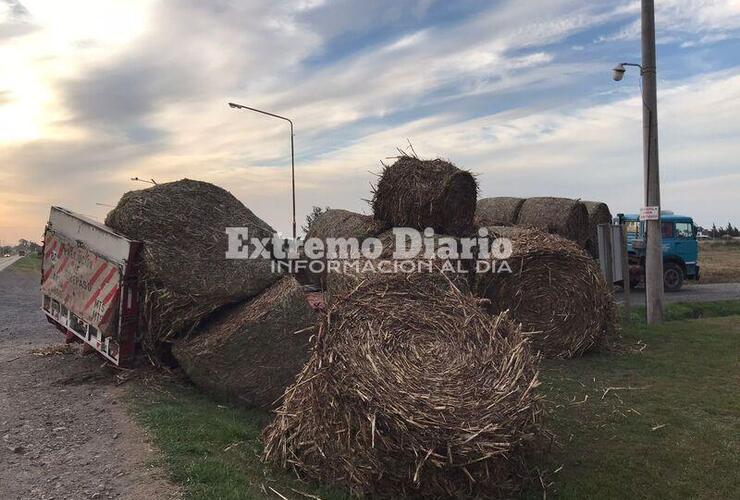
[612,0,664,324]
[611,62,642,81]
[228,102,296,240]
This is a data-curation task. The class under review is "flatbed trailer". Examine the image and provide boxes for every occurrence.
[40,207,142,366]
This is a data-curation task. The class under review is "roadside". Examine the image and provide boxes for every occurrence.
[615,282,740,305]
[529,304,740,499]
[130,300,740,499]
[698,240,740,283]
[0,258,179,500]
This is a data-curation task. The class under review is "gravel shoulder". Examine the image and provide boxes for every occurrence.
[0,265,179,500]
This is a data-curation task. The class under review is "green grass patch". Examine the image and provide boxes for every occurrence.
[130,306,740,499]
[11,254,42,272]
[625,299,740,323]
[527,314,739,499]
[128,382,346,500]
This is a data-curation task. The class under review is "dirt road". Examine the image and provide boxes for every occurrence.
[0,264,178,500]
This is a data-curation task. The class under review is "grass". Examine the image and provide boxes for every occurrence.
[698,240,740,283]
[11,254,42,272]
[526,301,740,499]
[129,301,740,499]
[128,381,346,500]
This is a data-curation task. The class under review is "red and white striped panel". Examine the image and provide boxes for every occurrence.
[41,233,121,338]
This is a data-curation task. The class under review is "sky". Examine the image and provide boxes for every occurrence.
[1,0,739,244]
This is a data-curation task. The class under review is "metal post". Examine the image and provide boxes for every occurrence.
[602,224,614,289]
[228,102,297,239]
[642,0,664,324]
[621,224,631,319]
[290,122,296,240]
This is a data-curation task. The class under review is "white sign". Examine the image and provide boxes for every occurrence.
[639,206,660,221]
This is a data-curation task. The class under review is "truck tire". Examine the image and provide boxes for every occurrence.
[663,262,683,292]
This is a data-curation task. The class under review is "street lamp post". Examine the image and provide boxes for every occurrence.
[228,102,296,240]
[612,0,664,324]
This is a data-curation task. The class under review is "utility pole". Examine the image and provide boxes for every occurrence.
[642,0,664,324]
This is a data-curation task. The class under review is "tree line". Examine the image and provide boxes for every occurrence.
[696,223,740,239]
[0,239,42,256]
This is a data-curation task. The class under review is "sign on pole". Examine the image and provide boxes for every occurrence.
[639,206,660,221]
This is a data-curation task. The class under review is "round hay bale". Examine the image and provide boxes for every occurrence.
[318,229,474,303]
[263,272,542,498]
[300,209,388,288]
[475,226,617,358]
[305,209,387,242]
[105,179,280,356]
[322,255,471,307]
[516,197,590,246]
[582,201,613,259]
[371,155,477,237]
[475,197,526,227]
[172,276,316,409]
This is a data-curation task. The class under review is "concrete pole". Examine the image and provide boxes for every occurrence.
[642,0,664,324]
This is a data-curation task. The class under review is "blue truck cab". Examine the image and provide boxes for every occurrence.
[617,213,700,292]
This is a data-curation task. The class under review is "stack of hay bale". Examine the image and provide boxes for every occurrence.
[476,196,612,259]
[105,160,618,497]
[105,179,280,356]
[300,159,617,359]
[106,179,317,409]
[264,154,617,496]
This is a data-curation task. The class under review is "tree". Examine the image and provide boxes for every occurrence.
[711,223,718,238]
[302,206,330,234]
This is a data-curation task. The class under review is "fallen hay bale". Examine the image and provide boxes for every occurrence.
[371,155,477,236]
[475,226,617,358]
[300,209,388,288]
[583,201,613,259]
[263,272,542,498]
[172,277,316,409]
[317,230,474,303]
[305,208,387,242]
[475,197,526,227]
[322,257,471,306]
[516,197,590,246]
[105,179,279,357]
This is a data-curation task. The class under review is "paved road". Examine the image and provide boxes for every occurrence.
[0,255,22,273]
[615,282,740,305]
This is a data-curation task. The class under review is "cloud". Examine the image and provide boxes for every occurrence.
[597,0,740,45]
[0,0,36,39]
[1,0,738,243]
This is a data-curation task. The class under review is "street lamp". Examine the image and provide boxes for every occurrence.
[612,0,664,324]
[611,62,642,81]
[228,102,296,239]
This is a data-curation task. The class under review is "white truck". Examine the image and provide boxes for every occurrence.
[41,207,142,366]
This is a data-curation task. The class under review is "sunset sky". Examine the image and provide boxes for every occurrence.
[1,0,739,244]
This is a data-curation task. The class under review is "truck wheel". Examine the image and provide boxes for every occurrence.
[663,263,683,292]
